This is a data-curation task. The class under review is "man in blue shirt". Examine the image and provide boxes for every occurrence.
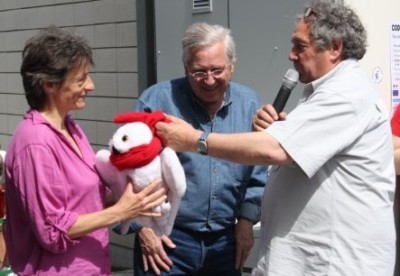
[132,22,266,275]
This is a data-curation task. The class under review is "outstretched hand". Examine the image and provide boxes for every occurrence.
[156,115,201,153]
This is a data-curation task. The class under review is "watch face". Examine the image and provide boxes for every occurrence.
[197,139,207,155]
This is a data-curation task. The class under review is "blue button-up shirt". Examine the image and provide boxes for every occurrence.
[133,77,267,232]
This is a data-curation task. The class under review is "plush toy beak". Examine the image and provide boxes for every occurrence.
[112,146,121,155]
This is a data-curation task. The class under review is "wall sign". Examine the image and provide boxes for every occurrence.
[391,22,400,113]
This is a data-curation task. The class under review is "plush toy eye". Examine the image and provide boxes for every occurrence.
[122,135,128,142]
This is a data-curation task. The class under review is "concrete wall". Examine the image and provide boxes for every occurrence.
[153,0,308,113]
[0,0,139,271]
[0,0,138,153]
[345,0,400,113]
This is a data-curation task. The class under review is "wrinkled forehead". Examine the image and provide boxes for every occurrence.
[291,20,312,44]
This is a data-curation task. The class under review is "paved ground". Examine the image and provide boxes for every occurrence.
[111,269,134,275]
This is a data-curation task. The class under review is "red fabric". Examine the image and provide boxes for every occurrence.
[391,105,400,136]
[110,138,162,171]
[113,111,170,133]
[109,111,170,171]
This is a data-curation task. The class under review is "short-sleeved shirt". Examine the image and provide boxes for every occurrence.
[5,110,110,275]
[252,60,395,276]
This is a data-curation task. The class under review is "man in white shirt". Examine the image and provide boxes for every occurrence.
[155,1,396,275]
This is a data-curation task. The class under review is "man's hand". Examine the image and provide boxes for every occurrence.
[137,227,175,275]
[155,115,201,153]
[253,104,287,131]
[234,218,254,271]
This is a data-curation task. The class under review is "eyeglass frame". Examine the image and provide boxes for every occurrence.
[304,7,317,18]
[188,67,226,80]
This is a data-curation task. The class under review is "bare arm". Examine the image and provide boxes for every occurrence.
[234,218,254,271]
[206,131,291,165]
[68,179,167,239]
[156,115,292,166]
[392,135,400,222]
[393,135,400,175]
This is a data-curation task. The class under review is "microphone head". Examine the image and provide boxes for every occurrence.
[283,69,299,89]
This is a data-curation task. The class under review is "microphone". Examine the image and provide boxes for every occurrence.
[272,69,299,113]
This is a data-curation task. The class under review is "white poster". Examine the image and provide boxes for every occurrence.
[391,22,400,113]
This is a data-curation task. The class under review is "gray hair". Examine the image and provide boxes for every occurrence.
[21,25,94,110]
[181,22,236,67]
[300,0,367,60]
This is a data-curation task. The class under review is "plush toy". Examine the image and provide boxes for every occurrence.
[95,111,186,236]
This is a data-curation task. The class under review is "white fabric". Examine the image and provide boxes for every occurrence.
[0,150,5,184]
[252,60,396,276]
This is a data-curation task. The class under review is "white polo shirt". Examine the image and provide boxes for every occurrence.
[253,60,395,276]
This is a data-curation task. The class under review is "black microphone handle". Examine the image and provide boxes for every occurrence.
[272,86,292,113]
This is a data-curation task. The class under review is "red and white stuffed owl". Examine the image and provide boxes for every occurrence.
[95,111,186,236]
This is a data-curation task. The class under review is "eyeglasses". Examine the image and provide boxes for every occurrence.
[189,68,225,80]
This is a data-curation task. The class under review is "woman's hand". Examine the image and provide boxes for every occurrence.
[68,178,167,239]
[116,178,167,221]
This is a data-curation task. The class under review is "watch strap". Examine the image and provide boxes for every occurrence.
[200,131,208,141]
[197,131,209,155]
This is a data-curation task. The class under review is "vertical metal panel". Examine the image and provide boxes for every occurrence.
[228,0,306,110]
[153,0,228,83]
[153,0,307,110]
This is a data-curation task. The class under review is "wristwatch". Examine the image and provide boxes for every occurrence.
[197,132,209,155]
